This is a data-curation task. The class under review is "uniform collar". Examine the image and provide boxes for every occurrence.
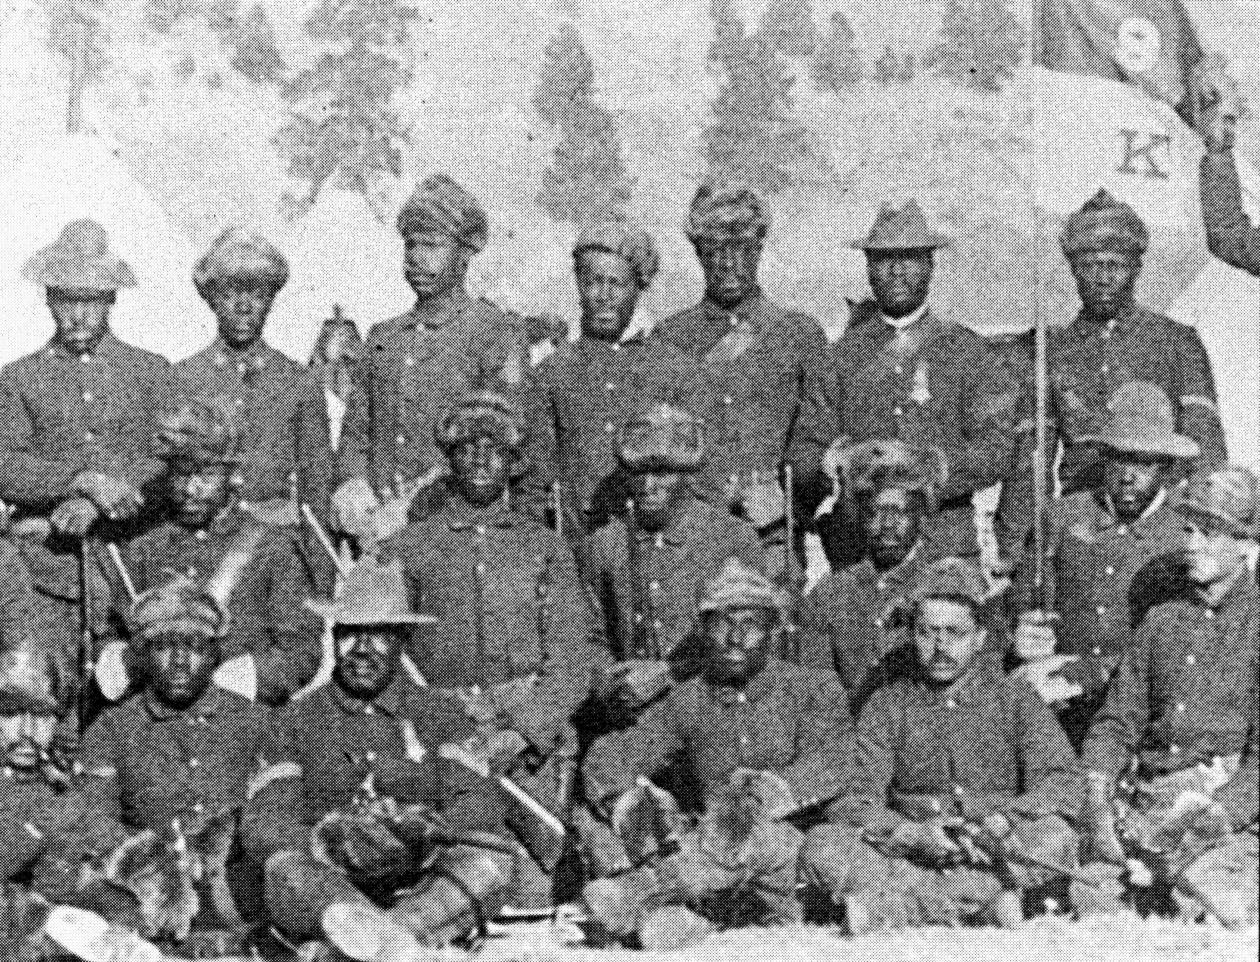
[1194,566,1258,617]
[329,673,408,718]
[404,288,472,330]
[700,288,765,327]
[704,656,789,706]
[858,546,923,591]
[175,504,245,541]
[1069,304,1141,338]
[881,302,930,331]
[45,330,125,364]
[143,684,224,723]
[911,651,1004,705]
[577,330,646,354]
[443,496,518,532]
[1095,488,1170,534]
[212,339,273,371]
[635,491,706,547]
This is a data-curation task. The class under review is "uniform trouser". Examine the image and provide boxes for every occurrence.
[800,817,1077,928]
[1176,830,1259,927]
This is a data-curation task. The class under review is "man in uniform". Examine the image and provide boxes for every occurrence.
[1200,94,1260,279]
[538,221,717,537]
[796,440,941,714]
[104,398,321,707]
[577,558,854,946]
[1000,190,1228,554]
[1080,466,1258,929]
[650,181,828,525]
[242,557,514,955]
[1011,382,1200,748]
[334,175,553,541]
[791,201,1018,567]
[0,220,171,699]
[801,558,1082,933]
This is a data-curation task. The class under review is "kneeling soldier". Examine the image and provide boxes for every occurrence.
[577,558,853,947]
[802,557,1082,933]
[242,558,515,956]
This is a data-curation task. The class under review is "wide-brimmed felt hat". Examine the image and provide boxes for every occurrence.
[1081,381,1199,462]
[851,200,952,252]
[23,219,136,293]
[305,556,438,627]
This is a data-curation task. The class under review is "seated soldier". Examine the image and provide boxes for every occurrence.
[1080,466,1258,929]
[241,557,515,957]
[80,576,273,948]
[1011,382,1199,748]
[796,440,942,714]
[101,397,321,706]
[576,558,853,947]
[802,557,1082,934]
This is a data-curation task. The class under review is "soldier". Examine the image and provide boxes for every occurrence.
[796,440,943,714]
[1011,382,1201,748]
[999,190,1228,554]
[102,398,321,707]
[650,181,828,523]
[334,175,553,539]
[801,557,1082,933]
[577,558,854,947]
[173,229,333,535]
[241,557,514,955]
[1200,90,1259,277]
[791,201,1018,567]
[1080,465,1258,929]
[0,220,171,699]
[538,221,717,536]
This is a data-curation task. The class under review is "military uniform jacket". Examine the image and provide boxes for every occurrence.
[650,291,828,482]
[0,540,34,647]
[1082,577,1258,829]
[80,687,271,832]
[241,675,504,861]
[583,493,764,662]
[338,290,553,516]
[837,654,1082,836]
[116,507,321,705]
[583,658,854,815]
[791,304,1020,557]
[387,499,608,746]
[796,552,925,714]
[1201,150,1260,278]
[0,767,128,905]
[171,340,333,522]
[537,335,721,527]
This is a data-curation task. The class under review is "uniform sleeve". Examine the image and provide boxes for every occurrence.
[1201,150,1260,277]
[831,686,903,833]
[1171,323,1228,471]
[0,542,34,648]
[790,583,838,677]
[1081,616,1153,780]
[1008,680,1084,819]
[241,708,310,861]
[1213,661,1258,830]
[940,333,1025,504]
[337,334,376,486]
[257,533,323,706]
[510,370,559,525]
[787,340,845,517]
[581,691,684,811]
[294,367,336,532]
[77,712,125,827]
[0,367,86,508]
[774,672,856,812]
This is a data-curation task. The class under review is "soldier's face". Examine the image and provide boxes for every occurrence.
[334,626,402,700]
[1070,250,1141,319]
[1182,521,1250,589]
[867,250,935,319]
[48,290,112,356]
[914,598,985,684]
[695,237,762,308]
[0,707,57,772]
[576,250,641,341]
[169,464,233,528]
[862,487,923,568]
[209,282,275,350]
[146,633,219,710]
[1103,455,1166,522]
[452,437,511,507]
[403,230,467,301]
[703,606,775,685]
[630,470,684,529]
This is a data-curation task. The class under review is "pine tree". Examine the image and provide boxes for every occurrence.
[872,44,898,86]
[532,23,633,226]
[217,2,288,86]
[928,0,1025,94]
[898,52,917,84]
[759,0,817,60]
[44,0,110,132]
[810,10,861,94]
[274,0,419,218]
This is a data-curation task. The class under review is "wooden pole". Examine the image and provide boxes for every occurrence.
[1029,0,1050,611]
[67,8,88,135]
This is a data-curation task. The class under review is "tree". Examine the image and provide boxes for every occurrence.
[216,2,288,87]
[898,53,917,85]
[532,23,633,225]
[43,0,110,132]
[872,44,899,86]
[274,0,419,219]
[759,0,818,60]
[927,0,1025,94]
[810,11,862,94]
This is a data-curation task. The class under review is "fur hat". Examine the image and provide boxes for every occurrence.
[1171,465,1259,540]
[1060,189,1149,258]
[193,228,289,298]
[396,174,489,252]
[0,631,69,716]
[908,556,989,609]
[687,180,769,242]
[435,391,527,456]
[23,219,136,293]
[156,396,241,468]
[574,220,661,288]
[129,575,228,643]
[837,439,947,513]
[696,557,788,618]
[617,403,706,473]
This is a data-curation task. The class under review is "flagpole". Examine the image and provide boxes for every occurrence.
[1029,0,1051,612]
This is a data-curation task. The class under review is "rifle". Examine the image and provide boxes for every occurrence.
[781,465,801,662]
[76,537,93,734]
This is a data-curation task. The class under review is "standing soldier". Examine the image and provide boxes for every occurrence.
[796,440,942,714]
[1010,382,1200,748]
[0,220,171,706]
[538,222,717,537]
[101,399,322,707]
[334,175,553,540]
[1080,466,1258,929]
[650,181,828,525]
[1000,190,1228,555]
[1200,90,1259,280]
[791,201,1019,568]
[173,229,333,538]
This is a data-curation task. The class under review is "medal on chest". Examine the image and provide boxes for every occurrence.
[910,362,932,405]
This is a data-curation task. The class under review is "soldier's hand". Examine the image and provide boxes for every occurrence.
[889,817,962,861]
[1014,610,1058,662]
[1015,653,1083,705]
[740,472,786,530]
[730,769,797,820]
[73,471,143,519]
[1186,800,1233,843]
[50,496,100,538]
[1196,66,1241,151]
[612,778,683,863]
[330,478,380,535]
